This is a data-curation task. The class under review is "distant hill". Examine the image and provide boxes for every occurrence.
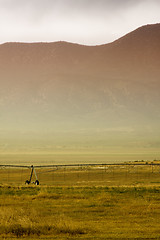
[0,23,160,153]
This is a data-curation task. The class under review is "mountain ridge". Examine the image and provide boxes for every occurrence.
[0,23,160,153]
[0,23,160,77]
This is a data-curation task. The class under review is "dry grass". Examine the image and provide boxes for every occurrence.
[0,185,160,239]
[0,205,87,237]
[0,165,160,239]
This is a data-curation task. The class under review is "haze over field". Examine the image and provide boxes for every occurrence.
[0,23,160,163]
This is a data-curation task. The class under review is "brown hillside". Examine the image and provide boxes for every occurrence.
[0,23,160,134]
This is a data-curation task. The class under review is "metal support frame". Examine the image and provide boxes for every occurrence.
[25,165,39,185]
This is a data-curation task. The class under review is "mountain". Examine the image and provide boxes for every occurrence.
[0,23,160,155]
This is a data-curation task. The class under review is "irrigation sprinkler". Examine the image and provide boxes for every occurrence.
[25,165,39,185]
[0,162,160,186]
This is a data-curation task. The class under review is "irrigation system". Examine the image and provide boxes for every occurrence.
[0,162,160,185]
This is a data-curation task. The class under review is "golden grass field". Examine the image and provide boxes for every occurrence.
[0,163,160,239]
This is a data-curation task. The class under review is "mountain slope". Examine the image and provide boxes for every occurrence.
[0,23,160,153]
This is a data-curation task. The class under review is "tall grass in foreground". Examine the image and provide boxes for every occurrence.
[0,186,160,239]
[0,209,87,237]
[0,187,90,238]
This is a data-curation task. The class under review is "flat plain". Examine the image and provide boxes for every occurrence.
[0,164,160,239]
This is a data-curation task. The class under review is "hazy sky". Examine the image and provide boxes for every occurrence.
[0,0,160,45]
